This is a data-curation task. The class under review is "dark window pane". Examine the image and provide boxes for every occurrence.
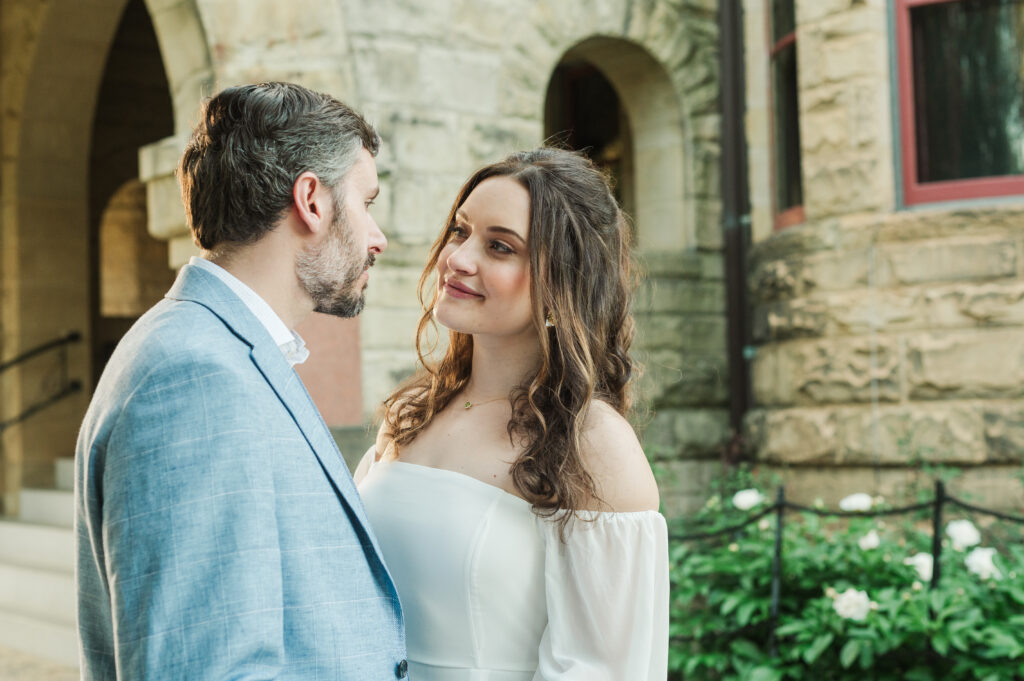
[772,43,803,211]
[912,0,1024,183]
[771,0,796,44]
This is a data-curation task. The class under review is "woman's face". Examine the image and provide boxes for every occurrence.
[434,176,535,340]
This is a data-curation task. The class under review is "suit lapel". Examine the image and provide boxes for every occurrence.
[166,264,388,567]
[247,341,385,558]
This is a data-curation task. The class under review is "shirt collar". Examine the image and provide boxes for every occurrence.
[189,256,309,366]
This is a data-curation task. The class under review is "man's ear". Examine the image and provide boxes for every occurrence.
[292,171,327,235]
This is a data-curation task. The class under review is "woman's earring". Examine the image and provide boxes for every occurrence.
[545,311,556,328]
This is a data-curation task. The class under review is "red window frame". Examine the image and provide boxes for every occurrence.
[896,0,1024,205]
[768,3,805,231]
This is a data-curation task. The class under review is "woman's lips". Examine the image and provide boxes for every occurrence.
[444,280,483,299]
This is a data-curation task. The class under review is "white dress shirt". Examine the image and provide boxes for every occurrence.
[189,256,310,366]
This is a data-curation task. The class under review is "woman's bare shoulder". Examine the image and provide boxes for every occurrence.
[579,400,660,513]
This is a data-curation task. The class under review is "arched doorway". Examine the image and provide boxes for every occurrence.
[542,37,731,513]
[90,0,175,386]
[3,0,176,502]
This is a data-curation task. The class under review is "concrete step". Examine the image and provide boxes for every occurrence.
[54,457,75,492]
[18,489,73,529]
[0,610,78,669]
[0,563,75,627]
[0,520,73,574]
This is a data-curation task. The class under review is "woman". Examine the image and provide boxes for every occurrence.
[355,148,668,680]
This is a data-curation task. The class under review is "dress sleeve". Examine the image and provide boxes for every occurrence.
[533,511,669,681]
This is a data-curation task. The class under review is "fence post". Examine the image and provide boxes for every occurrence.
[768,485,785,657]
[930,480,945,590]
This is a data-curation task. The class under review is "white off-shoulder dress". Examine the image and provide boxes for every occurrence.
[358,458,669,681]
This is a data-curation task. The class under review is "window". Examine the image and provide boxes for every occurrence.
[770,0,805,229]
[897,0,1024,205]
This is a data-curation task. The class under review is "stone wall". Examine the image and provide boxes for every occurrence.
[743,0,1024,508]
[1,0,729,516]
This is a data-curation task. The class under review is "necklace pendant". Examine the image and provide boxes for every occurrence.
[464,401,473,409]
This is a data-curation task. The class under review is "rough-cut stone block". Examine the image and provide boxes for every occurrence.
[352,38,420,104]
[145,174,188,241]
[637,250,705,280]
[635,279,725,315]
[747,407,838,464]
[887,240,1017,286]
[138,135,186,182]
[758,463,1024,513]
[753,336,901,406]
[751,298,828,342]
[361,348,419,418]
[635,313,727,353]
[635,347,728,406]
[654,459,726,518]
[640,408,731,461]
[417,46,500,115]
[982,404,1024,463]
[837,404,985,466]
[926,282,1024,327]
[359,306,423,351]
[907,330,1024,400]
[363,266,423,310]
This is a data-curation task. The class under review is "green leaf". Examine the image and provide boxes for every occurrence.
[736,600,758,626]
[802,633,834,664]
[840,639,860,669]
[748,666,782,681]
[721,594,742,616]
[932,632,949,656]
[730,638,762,661]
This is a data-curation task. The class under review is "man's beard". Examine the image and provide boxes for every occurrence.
[295,204,373,318]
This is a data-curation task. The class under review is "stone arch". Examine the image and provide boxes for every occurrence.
[142,0,216,135]
[5,0,197,497]
[491,0,721,255]
[545,37,690,252]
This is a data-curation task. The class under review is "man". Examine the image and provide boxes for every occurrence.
[75,82,407,680]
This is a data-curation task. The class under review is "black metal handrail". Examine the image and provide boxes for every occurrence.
[0,380,82,434]
[0,331,83,433]
[0,331,81,374]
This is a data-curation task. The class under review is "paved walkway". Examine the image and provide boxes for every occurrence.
[0,647,77,681]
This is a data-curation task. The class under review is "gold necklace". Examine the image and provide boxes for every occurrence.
[463,395,507,410]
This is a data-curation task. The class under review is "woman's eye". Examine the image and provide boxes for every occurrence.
[490,241,513,254]
[447,224,468,239]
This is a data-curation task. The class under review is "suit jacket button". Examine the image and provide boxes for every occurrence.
[396,659,408,678]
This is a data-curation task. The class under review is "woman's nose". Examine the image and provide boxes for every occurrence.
[445,240,477,274]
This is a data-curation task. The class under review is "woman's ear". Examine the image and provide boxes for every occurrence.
[292,171,327,235]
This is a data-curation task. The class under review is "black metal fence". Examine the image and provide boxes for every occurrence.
[668,480,1024,655]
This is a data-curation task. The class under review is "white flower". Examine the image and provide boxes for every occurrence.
[758,518,771,531]
[728,543,739,552]
[965,547,1002,581]
[833,588,872,621]
[858,529,881,551]
[732,489,765,511]
[946,519,981,552]
[904,553,934,582]
[839,493,873,512]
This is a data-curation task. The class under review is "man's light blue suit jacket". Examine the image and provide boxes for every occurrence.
[75,264,407,680]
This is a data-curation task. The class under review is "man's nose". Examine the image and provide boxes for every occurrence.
[368,218,387,254]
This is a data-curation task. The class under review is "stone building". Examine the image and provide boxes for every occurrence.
[743,0,1024,504]
[0,0,1021,665]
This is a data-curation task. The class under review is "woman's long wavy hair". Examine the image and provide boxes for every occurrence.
[382,147,638,524]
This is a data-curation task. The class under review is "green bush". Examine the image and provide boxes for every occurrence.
[668,484,1024,681]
